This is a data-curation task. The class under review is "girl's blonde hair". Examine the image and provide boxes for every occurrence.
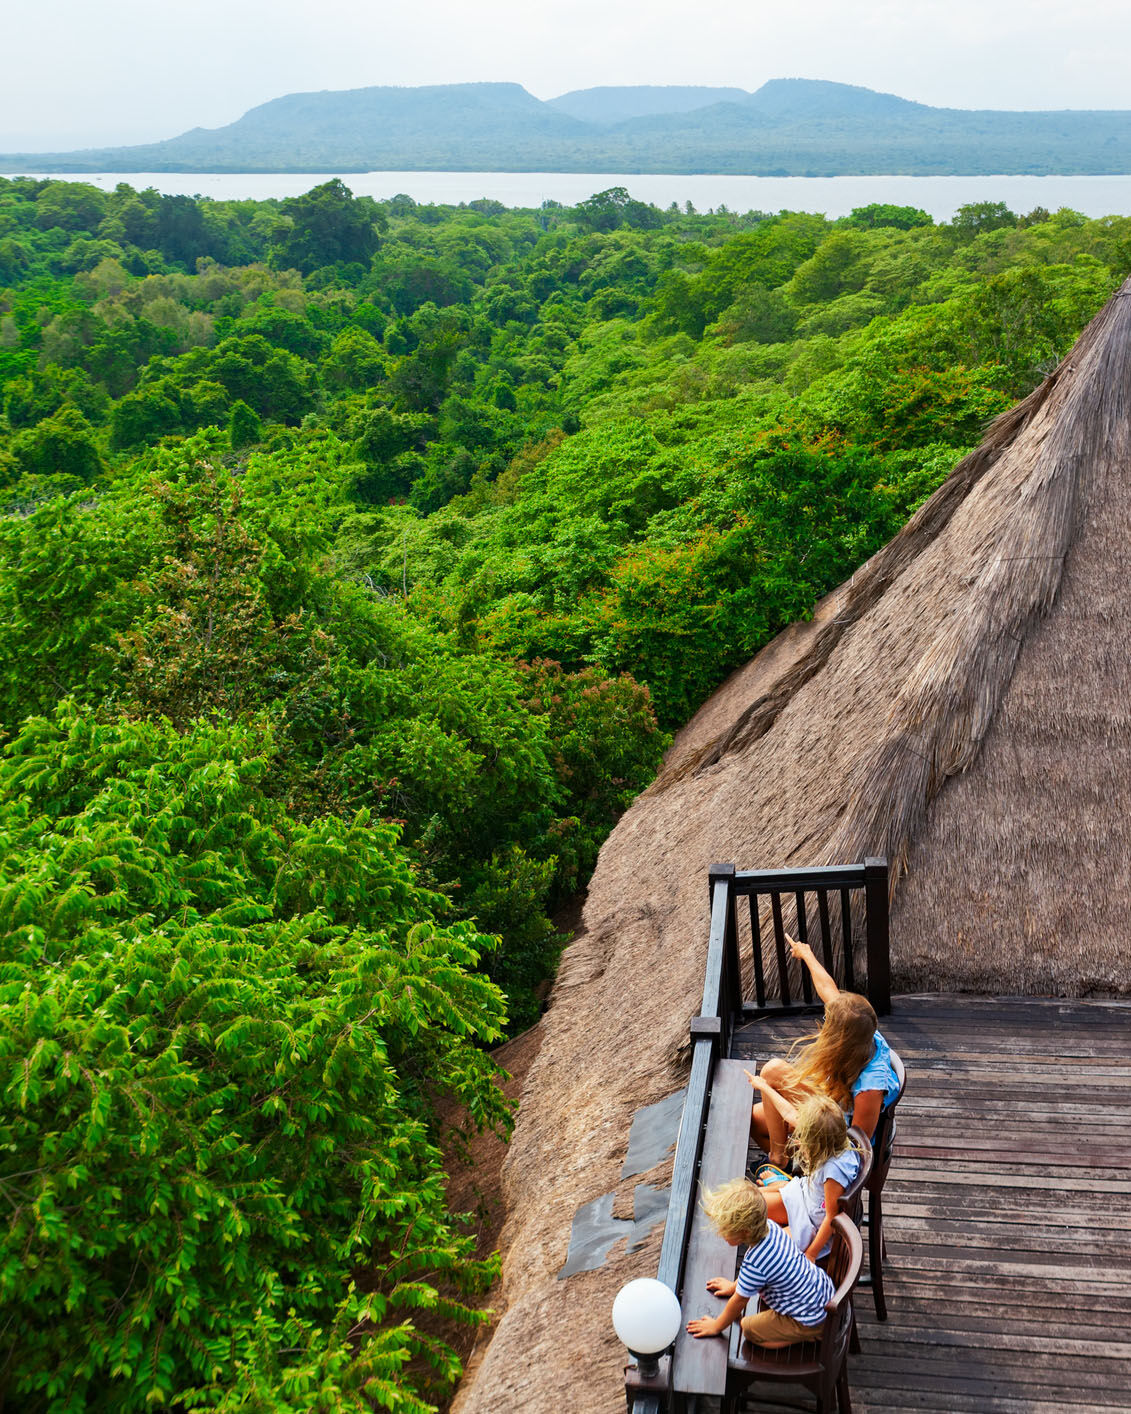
[789,1093,853,1176]
[790,991,876,1110]
[702,1178,768,1246]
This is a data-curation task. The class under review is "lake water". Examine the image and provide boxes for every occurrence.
[8,171,1131,221]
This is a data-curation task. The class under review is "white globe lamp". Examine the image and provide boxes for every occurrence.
[612,1278,682,1379]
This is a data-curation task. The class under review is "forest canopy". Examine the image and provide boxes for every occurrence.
[1,173,1128,1409]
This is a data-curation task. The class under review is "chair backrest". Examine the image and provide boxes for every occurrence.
[818,1214,864,1373]
[865,1046,906,1195]
[837,1126,874,1225]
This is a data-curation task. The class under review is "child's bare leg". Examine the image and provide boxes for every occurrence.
[760,1059,808,1166]
[751,1101,771,1152]
[762,1187,788,1225]
[761,1093,788,1167]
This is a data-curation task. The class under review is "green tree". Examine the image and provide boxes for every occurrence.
[34,180,107,232]
[0,705,508,1411]
[102,182,157,246]
[155,193,212,266]
[209,334,316,423]
[237,306,328,360]
[575,187,663,233]
[951,201,1018,241]
[323,325,387,392]
[4,371,62,428]
[787,229,873,305]
[846,203,932,230]
[384,259,473,317]
[515,658,665,895]
[229,398,263,449]
[12,405,103,483]
[110,381,184,449]
[387,304,476,414]
[0,490,155,728]
[711,284,797,344]
[347,406,431,502]
[0,236,31,283]
[274,180,382,275]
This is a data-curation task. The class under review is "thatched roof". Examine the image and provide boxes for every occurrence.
[453,277,1131,1412]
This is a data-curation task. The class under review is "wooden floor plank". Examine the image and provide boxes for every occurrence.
[728,994,1131,1414]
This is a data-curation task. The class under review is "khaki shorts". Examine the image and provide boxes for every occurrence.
[740,1306,825,1346]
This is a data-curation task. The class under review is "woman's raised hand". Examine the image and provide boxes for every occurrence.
[786,932,814,962]
[785,930,841,1005]
[744,1068,765,1091]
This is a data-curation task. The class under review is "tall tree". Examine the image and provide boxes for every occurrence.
[274,179,383,274]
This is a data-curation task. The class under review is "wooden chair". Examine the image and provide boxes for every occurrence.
[837,1126,874,1226]
[859,1046,906,1321]
[829,1126,872,1354]
[723,1214,863,1414]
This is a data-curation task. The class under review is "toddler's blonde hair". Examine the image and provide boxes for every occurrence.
[789,1093,854,1175]
[702,1178,768,1245]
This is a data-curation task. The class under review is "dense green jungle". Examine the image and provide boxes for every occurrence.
[0,174,1127,1411]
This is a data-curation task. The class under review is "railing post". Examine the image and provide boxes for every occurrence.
[863,856,891,1016]
[628,1397,663,1414]
[708,863,738,1030]
[626,1375,669,1413]
[725,873,740,1021]
[689,1014,723,1055]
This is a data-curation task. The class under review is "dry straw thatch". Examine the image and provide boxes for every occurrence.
[454,278,1131,1413]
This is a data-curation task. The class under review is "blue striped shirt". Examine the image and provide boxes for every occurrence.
[735,1219,834,1326]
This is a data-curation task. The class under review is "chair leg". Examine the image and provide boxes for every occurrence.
[837,1368,854,1414]
[849,1302,861,1354]
[869,1190,888,1322]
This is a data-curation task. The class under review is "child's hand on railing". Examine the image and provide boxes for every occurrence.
[686,1315,725,1338]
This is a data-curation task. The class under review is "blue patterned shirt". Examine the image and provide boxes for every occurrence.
[852,1030,900,1110]
[735,1219,834,1326]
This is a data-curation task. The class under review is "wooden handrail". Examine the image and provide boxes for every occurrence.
[731,863,870,891]
[728,858,891,1019]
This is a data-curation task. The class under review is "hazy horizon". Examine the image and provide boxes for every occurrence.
[4,0,1131,152]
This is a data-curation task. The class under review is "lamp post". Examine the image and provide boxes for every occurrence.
[613,1277,682,1386]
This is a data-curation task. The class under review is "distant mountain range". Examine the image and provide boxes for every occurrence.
[5,79,1131,176]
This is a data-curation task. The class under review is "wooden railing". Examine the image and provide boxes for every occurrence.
[722,857,891,1019]
[627,859,889,1414]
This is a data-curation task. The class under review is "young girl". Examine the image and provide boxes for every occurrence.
[750,934,900,1168]
[745,1091,862,1262]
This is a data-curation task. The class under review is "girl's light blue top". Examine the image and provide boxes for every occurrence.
[852,1030,900,1110]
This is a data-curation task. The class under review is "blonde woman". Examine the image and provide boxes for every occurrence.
[747,1093,861,1262]
[749,934,899,1168]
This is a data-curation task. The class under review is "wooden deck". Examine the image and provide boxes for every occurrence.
[728,993,1131,1414]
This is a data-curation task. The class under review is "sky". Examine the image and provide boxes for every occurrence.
[4,0,1131,151]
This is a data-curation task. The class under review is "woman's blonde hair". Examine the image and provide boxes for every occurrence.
[789,1093,853,1176]
[790,991,876,1110]
[702,1178,768,1246]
